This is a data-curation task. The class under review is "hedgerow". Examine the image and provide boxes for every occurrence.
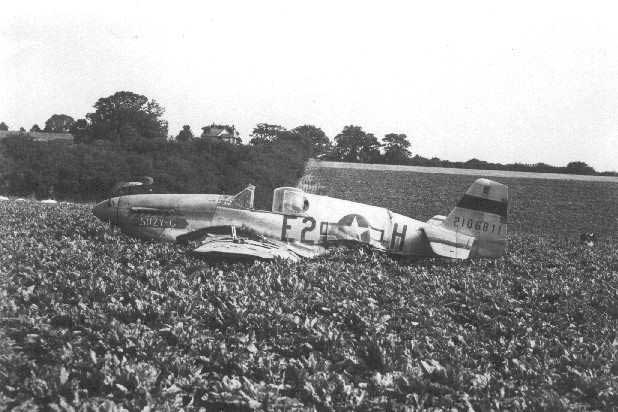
[0,137,309,209]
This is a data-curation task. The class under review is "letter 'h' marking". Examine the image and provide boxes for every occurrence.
[389,223,407,251]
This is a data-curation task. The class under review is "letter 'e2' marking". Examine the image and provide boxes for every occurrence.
[282,215,316,244]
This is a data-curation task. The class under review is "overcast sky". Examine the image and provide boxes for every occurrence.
[2,1,617,171]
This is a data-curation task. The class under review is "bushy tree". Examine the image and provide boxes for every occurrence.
[30,124,41,132]
[44,114,74,132]
[333,125,381,163]
[382,133,411,164]
[70,119,91,143]
[465,158,493,170]
[565,161,595,175]
[0,122,8,131]
[86,91,168,142]
[176,125,194,142]
[292,125,330,156]
[249,123,286,145]
[275,130,313,158]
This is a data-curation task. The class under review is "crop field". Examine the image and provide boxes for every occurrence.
[299,165,618,241]
[1,166,618,410]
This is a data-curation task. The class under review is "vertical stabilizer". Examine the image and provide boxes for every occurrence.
[443,178,508,257]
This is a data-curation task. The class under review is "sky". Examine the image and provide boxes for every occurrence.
[2,1,618,171]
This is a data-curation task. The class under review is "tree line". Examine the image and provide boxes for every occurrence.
[0,92,313,204]
[1,90,610,186]
[0,136,311,207]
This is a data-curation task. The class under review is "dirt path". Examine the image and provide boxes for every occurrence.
[305,159,618,183]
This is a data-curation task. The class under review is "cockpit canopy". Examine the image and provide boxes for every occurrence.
[272,187,309,215]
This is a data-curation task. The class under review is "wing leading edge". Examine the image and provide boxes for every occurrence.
[192,235,325,261]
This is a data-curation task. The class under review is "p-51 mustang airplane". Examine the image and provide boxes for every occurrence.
[93,178,508,261]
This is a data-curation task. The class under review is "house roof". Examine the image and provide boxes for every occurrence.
[200,124,242,143]
[0,130,74,142]
[202,125,236,136]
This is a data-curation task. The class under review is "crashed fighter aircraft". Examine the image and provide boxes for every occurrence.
[93,178,508,261]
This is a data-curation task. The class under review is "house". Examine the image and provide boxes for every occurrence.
[200,124,242,145]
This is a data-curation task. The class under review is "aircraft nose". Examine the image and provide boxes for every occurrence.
[93,199,114,222]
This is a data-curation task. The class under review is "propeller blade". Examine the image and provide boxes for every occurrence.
[111,176,154,195]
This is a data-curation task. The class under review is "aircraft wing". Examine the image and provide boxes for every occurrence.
[192,235,321,261]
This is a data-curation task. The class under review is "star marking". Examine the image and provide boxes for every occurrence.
[347,216,369,240]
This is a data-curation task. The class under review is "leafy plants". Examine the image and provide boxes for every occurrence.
[1,169,617,410]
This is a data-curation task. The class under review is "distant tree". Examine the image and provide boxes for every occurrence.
[333,125,363,161]
[176,125,194,142]
[86,91,168,142]
[274,130,313,158]
[30,124,41,132]
[465,158,490,169]
[0,122,8,131]
[249,123,286,145]
[44,114,74,132]
[19,127,26,133]
[69,119,91,143]
[382,133,411,164]
[359,133,381,163]
[292,125,330,156]
[333,125,381,163]
[565,161,595,175]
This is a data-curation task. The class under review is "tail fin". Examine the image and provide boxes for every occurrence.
[443,178,509,257]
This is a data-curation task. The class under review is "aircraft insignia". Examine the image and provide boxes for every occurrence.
[337,214,371,242]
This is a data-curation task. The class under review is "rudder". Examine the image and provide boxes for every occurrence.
[442,178,508,257]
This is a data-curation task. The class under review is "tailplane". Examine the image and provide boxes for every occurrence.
[442,178,509,257]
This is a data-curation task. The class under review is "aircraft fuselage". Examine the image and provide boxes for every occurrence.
[93,192,433,257]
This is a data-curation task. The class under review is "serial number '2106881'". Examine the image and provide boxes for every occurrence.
[452,216,504,234]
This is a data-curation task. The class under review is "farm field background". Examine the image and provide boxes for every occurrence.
[300,161,618,240]
[1,162,617,410]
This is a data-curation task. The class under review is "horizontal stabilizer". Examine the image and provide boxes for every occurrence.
[427,215,446,226]
[427,241,471,259]
[422,225,476,260]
